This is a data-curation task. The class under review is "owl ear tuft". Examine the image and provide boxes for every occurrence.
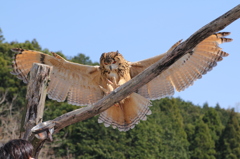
[100,53,107,60]
[100,53,107,64]
[101,53,107,58]
[116,50,120,56]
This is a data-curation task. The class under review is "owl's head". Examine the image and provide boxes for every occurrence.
[100,51,124,71]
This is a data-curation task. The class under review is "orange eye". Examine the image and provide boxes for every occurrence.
[104,63,108,65]
[113,61,116,64]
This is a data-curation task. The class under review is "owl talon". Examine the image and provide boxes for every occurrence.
[106,77,119,89]
[114,103,120,107]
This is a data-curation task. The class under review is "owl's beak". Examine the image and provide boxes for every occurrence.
[109,65,112,70]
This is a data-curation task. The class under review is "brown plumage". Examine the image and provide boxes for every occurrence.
[11,32,232,131]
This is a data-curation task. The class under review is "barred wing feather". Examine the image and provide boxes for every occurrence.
[130,32,232,100]
[11,49,103,106]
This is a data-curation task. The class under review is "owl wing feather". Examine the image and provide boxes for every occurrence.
[11,49,104,106]
[130,32,232,100]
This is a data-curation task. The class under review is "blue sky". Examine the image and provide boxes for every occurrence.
[1,1,240,110]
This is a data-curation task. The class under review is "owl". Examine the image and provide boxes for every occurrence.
[11,32,232,131]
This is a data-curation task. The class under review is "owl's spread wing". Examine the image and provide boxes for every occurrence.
[11,49,103,106]
[130,32,232,100]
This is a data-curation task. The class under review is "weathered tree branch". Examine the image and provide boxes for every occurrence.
[48,4,240,133]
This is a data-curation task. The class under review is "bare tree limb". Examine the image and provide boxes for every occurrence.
[46,5,240,133]
[0,90,8,105]
[0,94,20,143]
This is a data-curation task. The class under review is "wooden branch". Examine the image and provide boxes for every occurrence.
[19,63,52,158]
[49,4,240,133]
[0,90,7,105]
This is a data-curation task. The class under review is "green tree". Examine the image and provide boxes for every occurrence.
[202,108,223,139]
[71,53,99,65]
[31,39,41,50]
[151,98,190,159]
[215,104,231,126]
[0,28,5,43]
[44,98,191,159]
[177,97,202,125]
[218,110,240,159]
[203,102,209,109]
[190,119,216,159]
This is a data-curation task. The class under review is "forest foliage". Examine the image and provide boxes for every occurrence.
[0,29,240,159]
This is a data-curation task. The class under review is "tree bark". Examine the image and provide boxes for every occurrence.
[20,63,52,158]
[51,4,240,133]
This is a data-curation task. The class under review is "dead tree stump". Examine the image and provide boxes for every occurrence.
[20,63,52,158]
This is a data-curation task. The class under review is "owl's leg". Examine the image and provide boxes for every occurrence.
[107,78,131,105]
[99,78,129,107]
[106,78,119,89]
[99,82,120,107]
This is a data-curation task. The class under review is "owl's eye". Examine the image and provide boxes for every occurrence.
[113,61,116,64]
[104,63,108,65]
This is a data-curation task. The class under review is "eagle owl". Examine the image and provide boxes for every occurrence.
[11,32,232,131]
